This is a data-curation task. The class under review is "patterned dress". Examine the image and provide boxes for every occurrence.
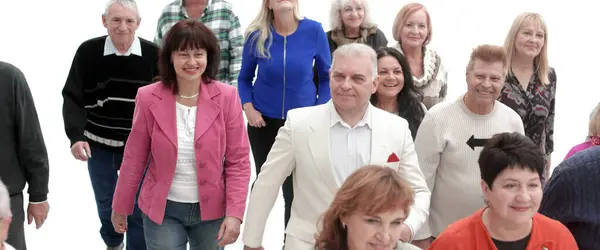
[499,68,556,156]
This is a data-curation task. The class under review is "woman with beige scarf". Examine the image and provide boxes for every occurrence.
[392,3,448,110]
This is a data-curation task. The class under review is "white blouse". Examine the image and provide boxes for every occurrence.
[167,102,199,203]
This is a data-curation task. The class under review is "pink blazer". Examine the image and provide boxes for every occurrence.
[112,81,251,224]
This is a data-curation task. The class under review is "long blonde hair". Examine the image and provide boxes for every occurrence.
[244,0,303,59]
[503,12,550,85]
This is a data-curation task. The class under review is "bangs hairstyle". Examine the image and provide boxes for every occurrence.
[315,165,415,250]
[466,44,508,74]
[329,0,376,31]
[158,19,220,93]
[504,12,550,85]
[478,132,545,189]
[392,3,432,45]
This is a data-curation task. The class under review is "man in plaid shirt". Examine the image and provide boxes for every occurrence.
[155,0,243,86]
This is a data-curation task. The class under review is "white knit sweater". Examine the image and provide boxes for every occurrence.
[413,95,525,240]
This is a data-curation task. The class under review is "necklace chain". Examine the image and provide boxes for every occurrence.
[179,93,199,99]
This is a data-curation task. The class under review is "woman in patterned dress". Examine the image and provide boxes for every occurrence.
[498,12,556,181]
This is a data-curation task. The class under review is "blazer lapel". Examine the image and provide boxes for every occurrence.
[194,83,221,143]
[369,109,391,167]
[308,103,338,194]
[149,84,177,148]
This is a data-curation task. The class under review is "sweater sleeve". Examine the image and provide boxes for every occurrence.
[412,111,445,240]
[314,23,332,104]
[61,45,88,147]
[12,65,50,202]
[237,35,258,105]
[227,13,243,87]
[538,165,575,226]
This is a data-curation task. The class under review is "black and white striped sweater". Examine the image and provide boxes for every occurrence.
[61,35,159,152]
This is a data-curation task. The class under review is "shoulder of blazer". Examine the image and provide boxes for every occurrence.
[210,80,236,97]
[372,106,409,128]
[136,82,166,106]
[288,103,329,128]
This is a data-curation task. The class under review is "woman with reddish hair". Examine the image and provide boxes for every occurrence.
[315,165,420,250]
[391,3,447,110]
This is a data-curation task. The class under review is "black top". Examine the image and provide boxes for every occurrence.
[325,28,389,54]
[61,36,159,152]
[0,61,49,202]
[492,234,531,250]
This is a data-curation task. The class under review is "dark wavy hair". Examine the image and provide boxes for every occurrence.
[157,19,220,94]
[370,47,425,139]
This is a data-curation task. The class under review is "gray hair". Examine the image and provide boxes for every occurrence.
[331,43,377,81]
[0,180,11,219]
[329,0,376,31]
[104,0,141,21]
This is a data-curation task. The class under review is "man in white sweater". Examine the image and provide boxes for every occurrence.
[411,44,525,248]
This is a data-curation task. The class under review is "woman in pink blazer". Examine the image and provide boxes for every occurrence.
[110,19,251,250]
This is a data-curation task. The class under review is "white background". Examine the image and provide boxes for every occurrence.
[0,0,597,249]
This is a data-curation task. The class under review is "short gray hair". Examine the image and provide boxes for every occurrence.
[0,180,11,219]
[104,0,141,21]
[331,43,377,81]
[329,0,376,31]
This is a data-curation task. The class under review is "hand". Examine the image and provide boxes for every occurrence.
[412,238,433,249]
[27,201,49,229]
[111,211,128,233]
[398,223,412,243]
[217,216,241,246]
[71,141,91,161]
[243,103,266,128]
[244,246,264,250]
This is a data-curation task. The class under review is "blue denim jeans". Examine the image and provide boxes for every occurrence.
[88,145,146,250]
[142,200,224,250]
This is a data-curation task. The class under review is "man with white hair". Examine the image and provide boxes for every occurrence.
[61,0,158,249]
[0,179,16,250]
[241,43,431,250]
[0,61,50,250]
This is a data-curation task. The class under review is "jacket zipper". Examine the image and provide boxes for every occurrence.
[282,36,287,119]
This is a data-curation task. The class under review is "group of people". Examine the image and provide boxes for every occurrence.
[0,0,599,250]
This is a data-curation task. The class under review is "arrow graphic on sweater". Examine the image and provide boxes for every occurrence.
[466,135,489,150]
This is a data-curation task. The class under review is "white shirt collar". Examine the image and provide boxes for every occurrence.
[103,36,142,56]
[3,242,16,250]
[329,101,372,129]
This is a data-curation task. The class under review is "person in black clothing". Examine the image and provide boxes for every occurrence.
[60,0,158,249]
[0,61,50,250]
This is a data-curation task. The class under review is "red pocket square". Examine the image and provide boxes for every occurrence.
[387,152,400,163]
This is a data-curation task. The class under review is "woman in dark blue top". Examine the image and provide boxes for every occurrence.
[237,0,331,242]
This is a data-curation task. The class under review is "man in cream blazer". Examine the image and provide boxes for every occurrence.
[242,43,431,250]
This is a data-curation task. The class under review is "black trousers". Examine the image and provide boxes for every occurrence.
[7,193,26,250]
[247,116,293,240]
